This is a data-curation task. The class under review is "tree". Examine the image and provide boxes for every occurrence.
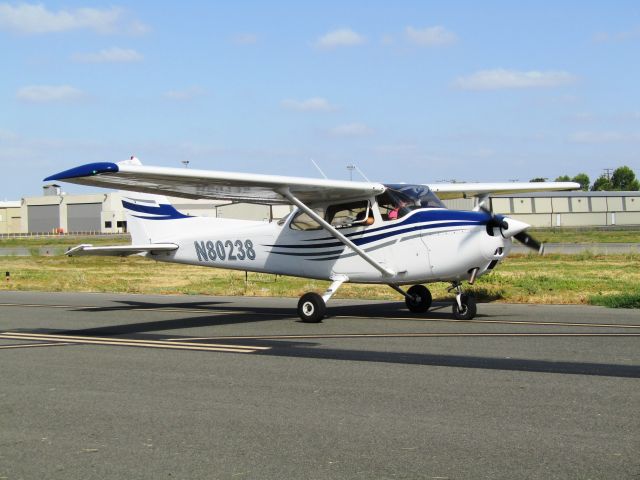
[530,177,547,182]
[555,175,571,182]
[592,175,611,191]
[572,173,590,191]
[610,166,640,191]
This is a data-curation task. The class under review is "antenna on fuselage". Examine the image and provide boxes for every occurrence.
[311,159,328,179]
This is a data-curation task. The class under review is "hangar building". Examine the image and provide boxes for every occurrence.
[1,186,639,235]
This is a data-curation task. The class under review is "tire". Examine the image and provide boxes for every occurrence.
[452,294,477,320]
[297,292,326,323]
[405,285,432,313]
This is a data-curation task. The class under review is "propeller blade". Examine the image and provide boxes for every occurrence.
[513,232,545,255]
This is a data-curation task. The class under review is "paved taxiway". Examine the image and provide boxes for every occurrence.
[1,291,638,479]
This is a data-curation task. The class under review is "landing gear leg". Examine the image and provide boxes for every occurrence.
[390,284,432,313]
[449,282,477,320]
[297,275,348,323]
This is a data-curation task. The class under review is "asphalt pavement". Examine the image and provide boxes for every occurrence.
[1,291,639,479]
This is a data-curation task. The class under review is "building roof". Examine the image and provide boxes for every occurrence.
[0,201,21,208]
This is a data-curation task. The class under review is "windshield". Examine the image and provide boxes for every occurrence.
[377,184,445,220]
[383,184,446,209]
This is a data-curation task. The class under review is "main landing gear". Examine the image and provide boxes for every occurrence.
[297,275,348,323]
[297,277,477,323]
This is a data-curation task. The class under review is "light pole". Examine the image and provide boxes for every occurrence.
[182,160,190,168]
[347,164,355,181]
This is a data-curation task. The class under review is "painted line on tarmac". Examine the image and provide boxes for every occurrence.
[0,342,72,350]
[0,332,271,354]
[173,332,640,341]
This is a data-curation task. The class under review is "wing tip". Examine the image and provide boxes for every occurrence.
[44,162,119,182]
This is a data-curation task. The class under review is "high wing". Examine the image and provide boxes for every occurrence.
[425,181,580,200]
[44,162,385,205]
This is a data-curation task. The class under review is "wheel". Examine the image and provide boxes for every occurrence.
[405,285,432,313]
[452,294,477,320]
[297,292,326,323]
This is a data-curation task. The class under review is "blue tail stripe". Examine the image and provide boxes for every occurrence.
[122,200,190,219]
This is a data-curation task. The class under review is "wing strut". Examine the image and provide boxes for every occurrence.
[279,189,395,277]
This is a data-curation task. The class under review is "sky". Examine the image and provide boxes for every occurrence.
[1,0,639,199]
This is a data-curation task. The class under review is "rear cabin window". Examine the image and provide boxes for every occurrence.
[289,201,372,231]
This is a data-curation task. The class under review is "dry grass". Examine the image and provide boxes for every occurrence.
[2,253,639,306]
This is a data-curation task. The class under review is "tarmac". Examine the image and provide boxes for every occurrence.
[0,291,638,479]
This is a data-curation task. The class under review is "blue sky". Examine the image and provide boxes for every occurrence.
[1,0,639,199]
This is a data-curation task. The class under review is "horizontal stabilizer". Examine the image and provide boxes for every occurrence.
[66,243,178,257]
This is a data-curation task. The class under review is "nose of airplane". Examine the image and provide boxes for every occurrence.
[500,217,530,238]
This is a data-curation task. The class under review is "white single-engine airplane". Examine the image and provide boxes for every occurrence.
[45,157,578,322]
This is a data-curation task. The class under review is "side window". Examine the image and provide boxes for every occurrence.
[326,201,372,228]
[290,208,324,231]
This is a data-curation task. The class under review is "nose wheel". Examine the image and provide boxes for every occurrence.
[450,282,477,320]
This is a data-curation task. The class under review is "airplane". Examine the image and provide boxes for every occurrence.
[44,157,579,323]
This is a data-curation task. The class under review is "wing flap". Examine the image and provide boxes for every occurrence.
[66,243,179,257]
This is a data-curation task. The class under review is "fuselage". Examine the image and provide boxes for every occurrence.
[145,206,512,285]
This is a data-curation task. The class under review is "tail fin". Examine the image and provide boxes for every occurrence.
[117,156,190,244]
[121,192,190,244]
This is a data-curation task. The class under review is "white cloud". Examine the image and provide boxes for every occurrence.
[0,128,17,140]
[0,3,148,34]
[594,26,640,43]
[281,97,337,112]
[405,26,457,46]
[72,47,143,63]
[329,123,373,137]
[569,131,640,143]
[232,33,258,45]
[315,28,366,48]
[454,69,577,90]
[163,86,206,101]
[17,85,86,103]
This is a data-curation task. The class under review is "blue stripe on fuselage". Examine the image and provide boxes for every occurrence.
[267,210,488,250]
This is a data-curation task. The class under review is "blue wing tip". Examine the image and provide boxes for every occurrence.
[44,162,119,182]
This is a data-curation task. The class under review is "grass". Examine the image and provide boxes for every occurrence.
[528,227,640,244]
[0,235,130,248]
[1,227,639,249]
[588,292,640,309]
[1,253,639,308]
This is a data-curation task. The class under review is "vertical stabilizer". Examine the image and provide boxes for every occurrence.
[116,156,190,244]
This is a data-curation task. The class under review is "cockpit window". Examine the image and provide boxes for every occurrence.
[378,184,445,221]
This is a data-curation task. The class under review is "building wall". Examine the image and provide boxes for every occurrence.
[0,205,22,234]
[3,191,639,235]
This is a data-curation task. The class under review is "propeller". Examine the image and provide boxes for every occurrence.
[480,206,544,255]
[513,231,545,255]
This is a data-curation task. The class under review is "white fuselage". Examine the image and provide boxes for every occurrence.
[143,207,511,285]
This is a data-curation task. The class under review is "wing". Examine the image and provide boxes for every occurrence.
[66,243,178,257]
[45,162,385,205]
[425,182,580,200]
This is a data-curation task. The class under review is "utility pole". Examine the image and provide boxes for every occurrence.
[346,164,355,181]
[603,168,613,180]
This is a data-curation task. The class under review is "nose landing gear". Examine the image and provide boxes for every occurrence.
[449,282,477,320]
